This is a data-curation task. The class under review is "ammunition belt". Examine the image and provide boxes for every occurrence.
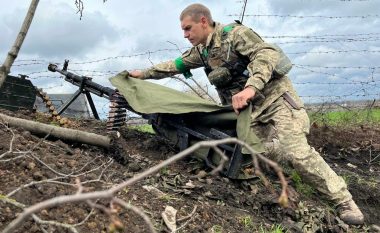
[35,88,69,127]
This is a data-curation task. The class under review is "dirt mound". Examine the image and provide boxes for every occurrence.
[0,109,379,233]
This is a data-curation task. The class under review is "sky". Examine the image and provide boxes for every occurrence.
[1,0,380,116]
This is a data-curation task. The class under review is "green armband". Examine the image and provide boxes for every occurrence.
[223,25,234,33]
[174,57,192,79]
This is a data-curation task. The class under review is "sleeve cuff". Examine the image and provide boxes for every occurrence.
[141,69,151,79]
[245,75,265,91]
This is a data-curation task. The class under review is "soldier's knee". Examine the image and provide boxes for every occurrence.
[285,145,317,163]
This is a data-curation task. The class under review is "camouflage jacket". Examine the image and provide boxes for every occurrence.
[141,22,304,118]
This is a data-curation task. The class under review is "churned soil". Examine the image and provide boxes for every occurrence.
[0,109,379,233]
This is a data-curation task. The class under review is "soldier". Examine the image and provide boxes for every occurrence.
[129,3,364,225]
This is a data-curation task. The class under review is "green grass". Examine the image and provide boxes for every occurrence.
[211,225,223,233]
[128,124,155,134]
[341,174,352,186]
[160,167,170,175]
[259,224,288,233]
[309,108,380,126]
[291,170,315,197]
[238,215,255,230]
[159,194,181,201]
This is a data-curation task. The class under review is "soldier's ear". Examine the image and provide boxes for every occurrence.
[200,16,208,27]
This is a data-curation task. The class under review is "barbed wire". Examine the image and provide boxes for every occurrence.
[294,80,380,85]
[27,71,380,87]
[263,32,380,39]
[338,0,373,2]
[227,14,380,19]
[37,83,65,90]
[300,84,379,99]
[15,62,380,90]
[274,37,380,44]
[294,64,380,69]
[12,57,380,73]
[9,42,380,105]
[69,69,120,74]
[24,70,50,76]
[12,62,46,67]
[27,75,63,80]
[287,49,380,55]
[301,93,379,99]
[11,40,379,68]
[70,48,188,65]
[235,0,373,1]
[292,65,378,83]
[11,46,380,63]
[14,59,47,63]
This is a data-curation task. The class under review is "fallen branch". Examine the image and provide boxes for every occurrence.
[0,113,111,148]
[175,205,198,232]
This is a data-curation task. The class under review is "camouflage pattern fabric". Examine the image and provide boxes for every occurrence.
[252,97,352,204]
[141,22,351,204]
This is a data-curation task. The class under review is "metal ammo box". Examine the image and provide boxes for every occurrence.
[0,75,37,111]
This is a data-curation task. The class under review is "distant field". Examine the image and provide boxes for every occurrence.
[309,108,380,126]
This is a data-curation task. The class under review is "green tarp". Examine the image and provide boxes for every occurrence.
[109,71,265,154]
[109,71,226,114]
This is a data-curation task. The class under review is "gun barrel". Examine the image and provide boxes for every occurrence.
[48,64,58,72]
[48,63,115,98]
[83,81,115,98]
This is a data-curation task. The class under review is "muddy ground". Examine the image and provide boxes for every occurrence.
[0,109,379,233]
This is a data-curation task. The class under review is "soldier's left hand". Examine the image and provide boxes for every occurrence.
[129,70,144,79]
[232,87,255,114]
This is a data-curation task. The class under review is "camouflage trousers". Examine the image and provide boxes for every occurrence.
[251,97,352,205]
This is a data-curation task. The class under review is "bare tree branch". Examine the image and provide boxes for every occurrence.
[112,197,157,233]
[74,0,84,20]
[188,77,218,103]
[171,76,206,99]
[0,0,39,88]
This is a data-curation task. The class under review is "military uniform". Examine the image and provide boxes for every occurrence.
[141,22,352,205]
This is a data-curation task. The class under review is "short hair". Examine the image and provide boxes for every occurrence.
[180,3,213,25]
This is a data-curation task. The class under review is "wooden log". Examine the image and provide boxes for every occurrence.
[0,113,111,148]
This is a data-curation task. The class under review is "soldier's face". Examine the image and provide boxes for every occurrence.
[181,16,208,46]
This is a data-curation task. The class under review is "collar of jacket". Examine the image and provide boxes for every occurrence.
[200,22,223,51]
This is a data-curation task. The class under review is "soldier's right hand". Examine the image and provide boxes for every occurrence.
[129,70,144,79]
[232,86,255,115]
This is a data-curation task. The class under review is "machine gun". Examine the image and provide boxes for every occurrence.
[48,61,246,179]
[48,60,132,130]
